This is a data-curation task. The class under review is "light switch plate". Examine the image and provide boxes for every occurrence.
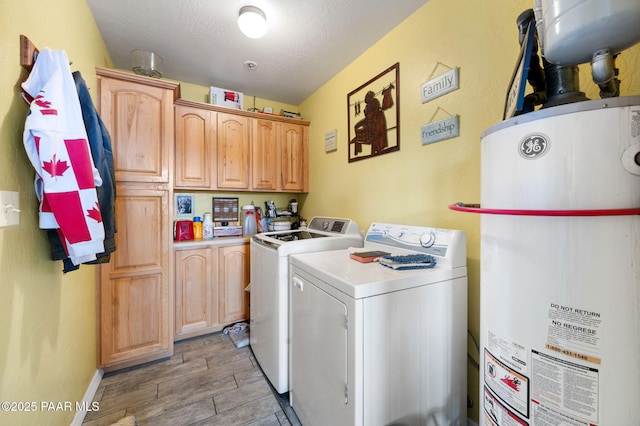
[0,191,20,227]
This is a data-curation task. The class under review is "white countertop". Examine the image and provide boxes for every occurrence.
[173,236,250,249]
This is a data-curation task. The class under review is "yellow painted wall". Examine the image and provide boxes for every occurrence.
[298,0,640,421]
[0,0,112,425]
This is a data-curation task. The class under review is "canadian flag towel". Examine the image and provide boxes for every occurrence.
[22,48,105,265]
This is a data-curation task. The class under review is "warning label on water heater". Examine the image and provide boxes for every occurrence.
[484,348,530,419]
[546,303,602,365]
[482,385,528,426]
[531,350,599,425]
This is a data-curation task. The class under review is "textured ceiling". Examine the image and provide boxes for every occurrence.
[86,0,428,105]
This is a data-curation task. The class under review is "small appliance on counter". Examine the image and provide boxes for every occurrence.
[174,220,194,241]
[212,197,243,237]
[213,226,243,237]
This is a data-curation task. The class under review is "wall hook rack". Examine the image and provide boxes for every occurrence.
[20,35,73,74]
[20,35,39,70]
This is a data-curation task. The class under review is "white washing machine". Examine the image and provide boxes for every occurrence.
[250,217,362,394]
[289,223,468,426]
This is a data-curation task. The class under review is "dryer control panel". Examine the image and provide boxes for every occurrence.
[365,223,466,268]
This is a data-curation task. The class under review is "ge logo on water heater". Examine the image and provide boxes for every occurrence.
[519,133,549,159]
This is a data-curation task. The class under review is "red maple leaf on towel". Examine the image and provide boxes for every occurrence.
[34,94,58,115]
[42,154,70,177]
[87,202,103,223]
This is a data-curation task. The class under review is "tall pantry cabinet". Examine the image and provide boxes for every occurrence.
[95,68,180,371]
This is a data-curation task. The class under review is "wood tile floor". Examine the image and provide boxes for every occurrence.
[82,333,299,426]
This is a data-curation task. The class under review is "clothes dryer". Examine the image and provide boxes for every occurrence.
[289,223,468,425]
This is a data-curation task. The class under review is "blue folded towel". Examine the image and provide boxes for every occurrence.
[378,254,437,270]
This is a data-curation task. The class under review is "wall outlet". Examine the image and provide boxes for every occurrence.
[0,191,20,227]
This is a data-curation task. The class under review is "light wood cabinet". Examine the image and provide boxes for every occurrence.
[218,244,250,324]
[174,247,217,337]
[98,185,173,369]
[173,99,309,192]
[251,120,309,192]
[251,118,278,190]
[97,68,177,184]
[174,243,250,340]
[279,122,309,192]
[174,105,216,188]
[217,113,251,190]
[96,67,179,371]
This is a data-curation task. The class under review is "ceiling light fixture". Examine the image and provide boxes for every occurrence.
[237,6,267,39]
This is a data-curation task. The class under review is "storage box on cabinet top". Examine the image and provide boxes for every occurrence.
[210,86,243,110]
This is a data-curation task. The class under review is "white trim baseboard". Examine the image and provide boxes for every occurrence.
[70,368,104,426]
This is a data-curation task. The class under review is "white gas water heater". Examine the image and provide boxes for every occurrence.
[456,1,640,425]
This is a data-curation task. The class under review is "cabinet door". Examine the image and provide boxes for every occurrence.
[251,118,278,190]
[280,123,309,192]
[99,186,172,370]
[175,106,216,188]
[98,76,175,183]
[218,244,250,324]
[174,247,219,337]
[217,113,250,189]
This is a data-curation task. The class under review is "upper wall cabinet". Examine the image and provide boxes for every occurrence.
[97,68,180,184]
[217,112,251,190]
[279,122,308,192]
[251,118,278,191]
[252,120,308,192]
[174,99,309,192]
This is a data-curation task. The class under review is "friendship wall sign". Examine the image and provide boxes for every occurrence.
[421,114,460,145]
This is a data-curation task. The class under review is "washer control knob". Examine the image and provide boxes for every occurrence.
[419,232,436,247]
[322,220,330,230]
